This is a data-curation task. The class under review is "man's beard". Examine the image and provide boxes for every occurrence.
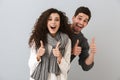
[72,27,80,34]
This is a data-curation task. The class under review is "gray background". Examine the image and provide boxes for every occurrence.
[0,0,120,80]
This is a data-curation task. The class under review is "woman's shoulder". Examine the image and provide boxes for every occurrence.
[60,32,69,38]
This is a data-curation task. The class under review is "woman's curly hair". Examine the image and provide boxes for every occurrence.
[29,8,72,50]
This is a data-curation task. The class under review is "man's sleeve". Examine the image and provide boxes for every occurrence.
[78,39,94,71]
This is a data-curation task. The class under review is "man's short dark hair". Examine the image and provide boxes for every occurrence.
[74,6,91,21]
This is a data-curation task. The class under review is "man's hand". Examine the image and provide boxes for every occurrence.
[85,37,96,65]
[72,39,82,56]
[90,38,96,54]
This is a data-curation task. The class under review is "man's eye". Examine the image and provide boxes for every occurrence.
[78,18,81,20]
[84,20,88,23]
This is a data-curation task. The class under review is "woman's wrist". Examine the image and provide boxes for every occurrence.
[57,55,62,64]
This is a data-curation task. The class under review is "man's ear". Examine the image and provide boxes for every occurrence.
[72,16,75,22]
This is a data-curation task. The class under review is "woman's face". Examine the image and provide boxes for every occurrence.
[47,13,60,37]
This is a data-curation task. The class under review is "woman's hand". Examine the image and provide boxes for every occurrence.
[53,42,62,63]
[36,40,45,61]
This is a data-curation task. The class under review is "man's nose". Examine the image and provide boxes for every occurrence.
[79,20,84,25]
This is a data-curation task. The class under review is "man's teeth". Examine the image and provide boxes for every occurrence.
[77,24,82,28]
[77,24,81,27]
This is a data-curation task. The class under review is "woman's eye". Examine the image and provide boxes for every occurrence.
[55,18,60,21]
[48,18,52,21]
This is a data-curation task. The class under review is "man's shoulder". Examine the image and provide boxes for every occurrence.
[79,32,87,39]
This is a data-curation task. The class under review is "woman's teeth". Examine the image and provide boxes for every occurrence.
[50,26,56,29]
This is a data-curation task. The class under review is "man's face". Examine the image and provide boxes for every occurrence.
[72,13,89,34]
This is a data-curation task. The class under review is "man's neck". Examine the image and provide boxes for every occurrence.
[70,24,81,34]
[74,31,80,34]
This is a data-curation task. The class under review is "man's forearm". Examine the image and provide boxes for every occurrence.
[85,53,95,65]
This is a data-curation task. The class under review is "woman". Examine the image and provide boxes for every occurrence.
[28,8,72,80]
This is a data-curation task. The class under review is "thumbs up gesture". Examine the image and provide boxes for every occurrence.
[36,40,45,61]
[72,39,82,56]
[53,42,62,63]
[90,38,96,54]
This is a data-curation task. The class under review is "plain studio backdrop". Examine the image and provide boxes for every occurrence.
[0,0,120,80]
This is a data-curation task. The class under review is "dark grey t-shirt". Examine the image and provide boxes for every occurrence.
[71,32,94,71]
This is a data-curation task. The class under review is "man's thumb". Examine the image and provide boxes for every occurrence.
[91,37,95,44]
[75,39,79,46]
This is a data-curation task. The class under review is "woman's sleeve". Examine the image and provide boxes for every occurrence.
[28,46,41,75]
[58,38,71,74]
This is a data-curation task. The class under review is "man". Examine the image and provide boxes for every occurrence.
[70,6,96,71]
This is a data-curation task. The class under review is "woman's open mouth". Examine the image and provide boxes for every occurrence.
[50,26,56,29]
